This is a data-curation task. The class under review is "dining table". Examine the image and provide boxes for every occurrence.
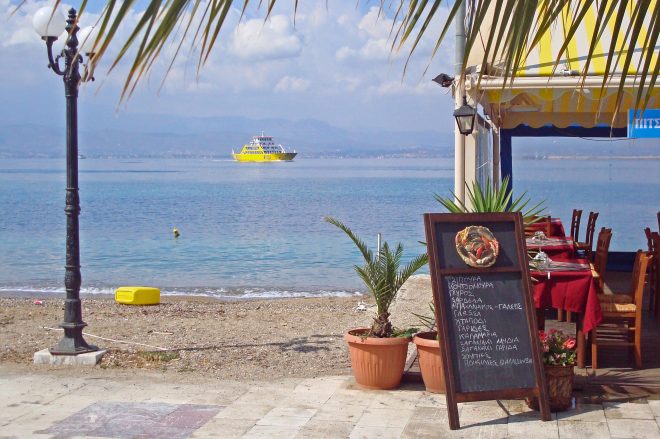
[526,236,576,260]
[531,258,603,368]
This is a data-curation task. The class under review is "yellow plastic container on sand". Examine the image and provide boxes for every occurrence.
[115,286,160,305]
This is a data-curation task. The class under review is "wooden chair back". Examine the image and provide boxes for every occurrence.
[630,250,652,308]
[648,231,659,317]
[570,209,582,241]
[592,227,612,275]
[525,215,551,237]
[583,211,599,249]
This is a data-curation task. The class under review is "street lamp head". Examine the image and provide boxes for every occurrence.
[453,96,477,136]
[32,6,66,40]
[78,26,100,56]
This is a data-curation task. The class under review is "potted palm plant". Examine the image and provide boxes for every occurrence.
[325,216,428,390]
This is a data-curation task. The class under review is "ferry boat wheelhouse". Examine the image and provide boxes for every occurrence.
[232,134,297,162]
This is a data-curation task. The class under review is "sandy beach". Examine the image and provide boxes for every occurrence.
[0,294,373,381]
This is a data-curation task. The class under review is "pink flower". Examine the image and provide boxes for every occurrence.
[563,339,576,350]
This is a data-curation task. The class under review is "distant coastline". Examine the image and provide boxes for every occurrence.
[520,155,660,160]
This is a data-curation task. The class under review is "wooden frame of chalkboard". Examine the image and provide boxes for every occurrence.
[424,212,550,430]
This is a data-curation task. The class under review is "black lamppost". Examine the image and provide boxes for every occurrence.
[33,7,98,355]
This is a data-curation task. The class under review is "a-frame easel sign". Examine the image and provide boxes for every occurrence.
[424,212,551,430]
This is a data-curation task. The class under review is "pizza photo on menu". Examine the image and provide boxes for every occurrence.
[455,225,500,268]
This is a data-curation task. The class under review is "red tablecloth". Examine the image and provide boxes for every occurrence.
[526,238,575,260]
[527,218,566,238]
[531,263,603,333]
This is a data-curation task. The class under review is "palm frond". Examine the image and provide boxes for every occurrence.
[434,176,545,225]
[326,217,428,337]
[324,216,374,264]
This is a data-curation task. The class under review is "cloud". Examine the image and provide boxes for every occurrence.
[359,38,391,61]
[229,15,303,61]
[275,76,311,92]
[335,46,355,61]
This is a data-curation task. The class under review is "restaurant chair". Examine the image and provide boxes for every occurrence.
[570,209,582,242]
[590,227,613,292]
[647,231,659,318]
[526,215,552,237]
[591,250,652,369]
[575,211,599,260]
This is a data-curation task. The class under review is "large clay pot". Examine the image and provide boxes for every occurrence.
[526,364,574,411]
[344,328,410,390]
[413,331,446,393]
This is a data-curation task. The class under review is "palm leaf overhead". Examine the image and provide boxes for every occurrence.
[28,1,657,111]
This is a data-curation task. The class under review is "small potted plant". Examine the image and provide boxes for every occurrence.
[527,329,577,411]
[325,216,428,390]
[411,302,445,393]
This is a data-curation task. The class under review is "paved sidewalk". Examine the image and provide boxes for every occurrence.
[1,366,659,438]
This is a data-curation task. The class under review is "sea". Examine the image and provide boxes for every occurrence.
[1,157,658,300]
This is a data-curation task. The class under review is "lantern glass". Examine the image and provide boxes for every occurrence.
[79,26,100,54]
[453,96,476,135]
[32,6,66,38]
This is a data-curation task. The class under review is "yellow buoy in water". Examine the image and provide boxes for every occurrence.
[173,227,180,238]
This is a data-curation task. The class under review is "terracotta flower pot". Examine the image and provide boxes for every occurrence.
[344,328,410,390]
[412,331,446,393]
[526,364,574,411]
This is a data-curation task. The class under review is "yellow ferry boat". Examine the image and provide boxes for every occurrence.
[232,134,297,162]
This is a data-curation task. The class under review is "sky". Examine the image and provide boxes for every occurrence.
[0,0,456,133]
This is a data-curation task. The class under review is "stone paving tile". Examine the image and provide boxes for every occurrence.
[232,387,291,406]
[295,419,355,439]
[557,420,611,438]
[607,418,660,438]
[556,403,606,422]
[215,403,275,420]
[368,390,422,410]
[243,424,302,438]
[355,407,415,428]
[256,407,317,427]
[506,412,559,438]
[410,406,450,422]
[310,401,367,423]
[459,404,509,423]
[406,416,509,438]
[604,401,655,420]
[499,399,535,414]
[0,402,47,426]
[327,388,379,406]
[349,425,405,439]
[415,392,447,408]
[649,400,660,417]
[189,418,256,439]
[35,401,220,439]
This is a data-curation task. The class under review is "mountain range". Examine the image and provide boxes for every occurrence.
[0,113,657,159]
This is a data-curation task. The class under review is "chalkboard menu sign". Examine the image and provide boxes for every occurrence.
[424,213,550,430]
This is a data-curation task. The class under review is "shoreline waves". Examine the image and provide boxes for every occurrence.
[0,285,363,301]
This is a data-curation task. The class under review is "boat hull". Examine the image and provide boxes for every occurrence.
[232,152,297,162]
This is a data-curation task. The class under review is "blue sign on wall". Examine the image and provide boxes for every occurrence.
[628,109,660,138]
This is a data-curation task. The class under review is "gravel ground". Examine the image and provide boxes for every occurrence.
[0,295,370,381]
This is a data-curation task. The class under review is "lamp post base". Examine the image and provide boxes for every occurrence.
[49,325,99,355]
[35,348,106,365]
